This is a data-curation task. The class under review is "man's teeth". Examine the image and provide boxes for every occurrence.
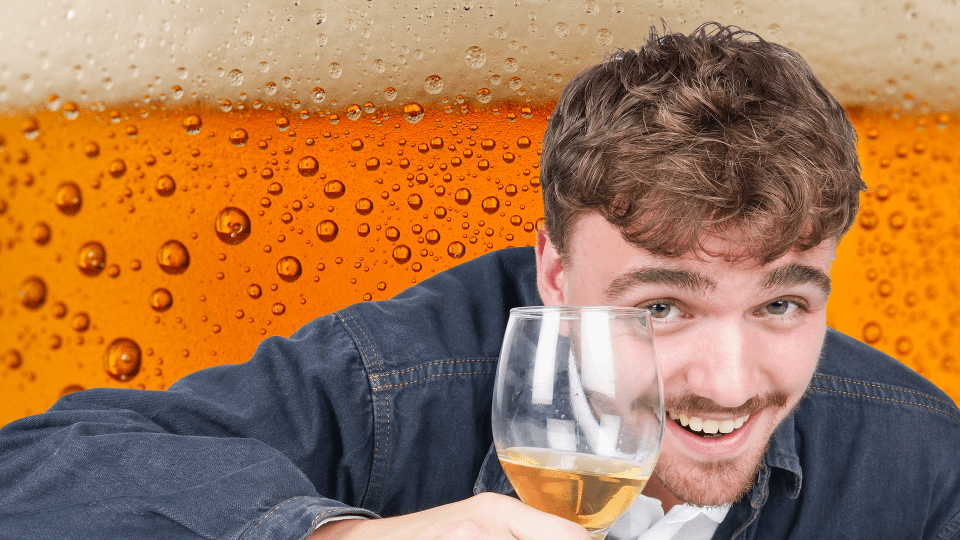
[667,411,749,435]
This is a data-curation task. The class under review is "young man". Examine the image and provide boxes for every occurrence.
[1,23,958,540]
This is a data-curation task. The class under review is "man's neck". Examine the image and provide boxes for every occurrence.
[642,474,684,513]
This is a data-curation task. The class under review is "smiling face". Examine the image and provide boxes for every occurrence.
[535,213,835,507]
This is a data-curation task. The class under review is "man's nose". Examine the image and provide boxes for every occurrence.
[683,317,759,408]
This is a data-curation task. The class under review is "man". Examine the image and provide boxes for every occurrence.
[1,23,958,540]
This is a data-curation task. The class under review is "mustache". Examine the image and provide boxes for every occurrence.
[664,391,789,417]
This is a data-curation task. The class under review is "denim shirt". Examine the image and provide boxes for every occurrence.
[1,247,958,540]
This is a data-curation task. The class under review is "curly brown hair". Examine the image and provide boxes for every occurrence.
[540,22,866,264]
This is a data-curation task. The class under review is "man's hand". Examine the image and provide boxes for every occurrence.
[307,492,591,540]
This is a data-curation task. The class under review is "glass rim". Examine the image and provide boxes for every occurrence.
[509,305,651,318]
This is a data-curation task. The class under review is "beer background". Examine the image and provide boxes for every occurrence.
[2,0,959,427]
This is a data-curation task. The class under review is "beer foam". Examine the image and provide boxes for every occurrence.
[0,0,957,111]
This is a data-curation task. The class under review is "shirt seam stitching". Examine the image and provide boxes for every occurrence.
[371,370,497,390]
[808,385,960,422]
[241,496,304,540]
[813,373,956,407]
[935,507,960,539]
[368,358,498,378]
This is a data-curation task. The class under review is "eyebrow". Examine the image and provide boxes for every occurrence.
[760,263,832,297]
[604,268,717,299]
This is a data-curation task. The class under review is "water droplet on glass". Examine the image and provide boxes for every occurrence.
[324,180,345,199]
[19,276,47,309]
[183,114,202,134]
[464,46,486,69]
[317,220,339,242]
[425,229,441,244]
[3,349,23,369]
[268,182,282,195]
[392,245,412,264]
[355,198,374,215]
[84,141,100,158]
[555,22,570,37]
[56,182,82,215]
[104,337,141,381]
[214,207,252,245]
[21,117,39,139]
[454,188,472,205]
[347,104,362,121]
[276,117,290,131]
[272,303,286,315]
[384,87,398,101]
[386,227,401,241]
[366,157,381,171]
[357,223,371,237]
[434,207,448,219]
[858,211,878,230]
[314,9,327,24]
[109,159,127,178]
[480,139,496,151]
[311,87,326,103]
[228,69,244,86]
[889,212,906,230]
[230,129,249,146]
[481,196,500,213]
[862,321,883,343]
[595,28,614,46]
[351,139,364,151]
[328,62,343,78]
[248,284,262,299]
[895,336,913,355]
[277,256,302,282]
[447,241,466,258]
[151,288,173,312]
[156,175,176,196]
[407,194,423,210]
[78,241,107,276]
[157,240,190,274]
[403,103,425,123]
[72,312,90,332]
[298,156,320,177]
[32,222,51,245]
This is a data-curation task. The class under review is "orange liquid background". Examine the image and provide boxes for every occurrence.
[0,102,957,427]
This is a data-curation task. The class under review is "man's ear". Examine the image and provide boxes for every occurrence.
[535,229,567,306]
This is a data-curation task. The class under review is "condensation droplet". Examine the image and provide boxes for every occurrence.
[595,28,614,46]
[454,188,472,205]
[157,240,190,274]
[351,139,364,151]
[108,159,126,178]
[895,336,913,355]
[151,288,173,312]
[84,141,100,158]
[355,198,374,215]
[19,276,47,309]
[215,207,252,245]
[346,104,362,121]
[357,223,371,237]
[328,62,343,78]
[481,196,500,214]
[447,241,466,258]
[317,220,339,242]
[247,284,262,299]
[425,229,441,245]
[56,182,82,215]
[230,129,249,146]
[272,303,286,315]
[32,222,51,245]
[366,157,381,171]
[277,256,302,282]
[3,349,23,369]
[862,321,883,344]
[392,245,412,264]
[72,312,90,332]
[555,21,570,37]
[78,241,107,276]
[385,227,401,241]
[480,139,496,151]
[889,212,906,230]
[156,175,176,196]
[407,194,423,210]
[859,210,878,230]
[465,46,486,69]
[228,69,244,86]
[104,338,141,381]
[312,87,326,103]
[276,117,290,131]
[324,180,345,199]
[384,87,398,101]
[298,156,320,177]
[403,103,425,124]
[183,114,202,135]
[517,136,532,149]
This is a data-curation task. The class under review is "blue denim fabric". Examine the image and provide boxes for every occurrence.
[1,247,958,539]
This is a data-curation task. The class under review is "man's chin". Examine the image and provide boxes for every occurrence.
[653,442,769,507]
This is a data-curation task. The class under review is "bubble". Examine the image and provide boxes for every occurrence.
[156,175,176,196]
[277,256,302,282]
[229,129,249,146]
[297,156,320,177]
[183,114,202,134]
[276,117,290,131]
[447,241,466,258]
[56,182,82,215]
[481,196,500,214]
[324,180,346,199]
[19,277,47,309]
[425,229,441,244]
[477,88,492,103]
[228,69,244,86]
[355,198,374,215]
[403,103,425,124]
[272,303,286,315]
[386,227,401,241]
[311,87,326,103]
[32,222,51,245]
[3,350,22,369]
[108,159,127,178]
[317,220,339,242]
[151,288,173,312]
[464,46,486,69]
[214,207,252,245]
[157,240,190,274]
[72,312,90,332]
[365,157,381,171]
[407,194,423,210]
[862,321,883,343]
[346,104,362,121]
[104,338,141,381]
[480,139,496,151]
[84,141,100,158]
[78,241,107,276]
[392,245,412,264]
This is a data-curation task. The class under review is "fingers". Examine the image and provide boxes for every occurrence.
[470,492,592,540]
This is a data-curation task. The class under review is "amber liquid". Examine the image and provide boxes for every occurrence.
[1,102,958,428]
[498,446,651,535]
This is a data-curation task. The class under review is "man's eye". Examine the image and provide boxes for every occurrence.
[643,302,679,319]
[759,300,799,316]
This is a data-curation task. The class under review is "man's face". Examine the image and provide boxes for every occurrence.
[535,213,834,506]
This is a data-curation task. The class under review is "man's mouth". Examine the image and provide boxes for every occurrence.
[668,411,751,439]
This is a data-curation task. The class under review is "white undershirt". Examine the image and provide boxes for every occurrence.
[608,494,730,540]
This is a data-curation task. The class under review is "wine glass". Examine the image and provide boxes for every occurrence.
[492,306,663,540]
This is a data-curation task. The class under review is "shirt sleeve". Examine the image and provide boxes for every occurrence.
[0,313,380,540]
